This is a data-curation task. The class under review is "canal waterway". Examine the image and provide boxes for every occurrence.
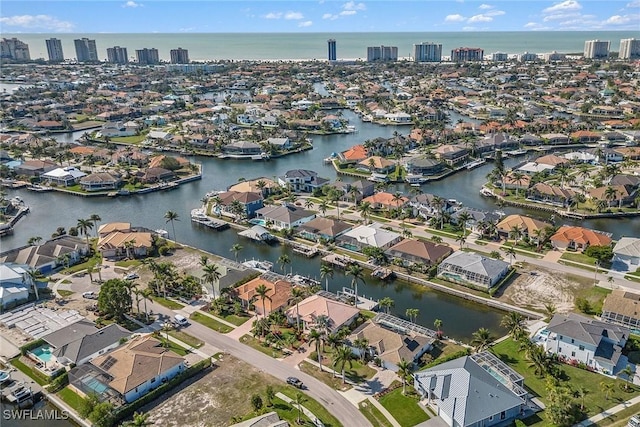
[3,108,639,341]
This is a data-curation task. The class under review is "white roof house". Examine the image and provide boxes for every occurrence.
[613,237,640,272]
[42,167,87,186]
[517,162,555,175]
[337,223,403,250]
[0,263,32,309]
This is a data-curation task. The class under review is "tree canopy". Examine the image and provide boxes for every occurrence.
[98,279,132,320]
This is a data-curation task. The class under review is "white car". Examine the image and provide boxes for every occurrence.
[82,291,96,299]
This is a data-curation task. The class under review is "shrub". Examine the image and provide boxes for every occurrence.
[20,339,46,356]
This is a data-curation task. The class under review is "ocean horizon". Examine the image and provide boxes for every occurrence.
[4,31,639,62]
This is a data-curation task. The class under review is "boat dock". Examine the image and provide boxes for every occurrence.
[191,217,229,230]
[321,254,352,269]
[292,244,319,258]
[465,158,486,170]
[335,287,379,310]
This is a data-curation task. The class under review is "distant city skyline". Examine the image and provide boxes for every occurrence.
[1,0,639,33]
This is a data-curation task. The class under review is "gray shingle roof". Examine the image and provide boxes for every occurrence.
[440,251,509,280]
[547,313,629,346]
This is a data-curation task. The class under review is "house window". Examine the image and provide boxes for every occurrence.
[579,345,585,351]
[571,339,574,344]
[571,351,576,357]
[151,378,156,383]
[501,411,506,420]
[560,335,563,340]
[559,347,562,352]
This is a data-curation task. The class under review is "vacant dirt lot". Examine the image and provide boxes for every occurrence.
[496,263,593,313]
[145,355,280,427]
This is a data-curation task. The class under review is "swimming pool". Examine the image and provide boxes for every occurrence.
[81,376,109,394]
[31,346,54,363]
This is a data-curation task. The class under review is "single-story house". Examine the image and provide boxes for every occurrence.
[601,289,640,330]
[255,204,316,230]
[41,167,87,187]
[98,231,153,259]
[0,236,89,274]
[496,214,552,242]
[235,274,293,316]
[613,237,640,272]
[361,192,409,211]
[337,223,403,252]
[285,295,359,333]
[80,172,122,191]
[437,251,510,291]
[385,239,453,267]
[297,217,352,242]
[550,226,612,251]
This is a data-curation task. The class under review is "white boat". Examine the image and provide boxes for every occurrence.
[465,158,486,170]
[289,274,321,287]
[191,208,208,220]
[154,229,169,238]
[242,259,274,273]
[479,187,495,197]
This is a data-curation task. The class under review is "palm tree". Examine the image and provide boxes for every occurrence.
[123,411,154,427]
[456,211,472,236]
[293,392,307,425]
[347,264,365,308]
[455,233,467,249]
[504,246,516,266]
[89,213,102,237]
[353,337,369,363]
[318,200,329,217]
[141,288,153,322]
[358,201,372,224]
[621,365,634,391]
[575,385,588,411]
[604,186,618,208]
[509,224,523,246]
[76,218,94,246]
[544,302,557,322]
[471,327,494,352]
[501,312,526,341]
[27,236,42,246]
[600,381,615,400]
[433,319,443,337]
[320,263,334,292]
[230,243,243,263]
[396,358,412,395]
[308,329,323,372]
[304,198,314,210]
[405,308,420,323]
[278,254,291,274]
[164,211,180,242]
[254,284,271,317]
[333,345,354,384]
[199,255,209,267]
[289,287,305,331]
[379,297,394,314]
[526,345,551,377]
[202,263,222,299]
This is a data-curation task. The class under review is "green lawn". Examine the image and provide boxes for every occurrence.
[111,134,146,144]
[278,386,343,427]
[57,290,74,297]
[491,339,639,417]
[594,402,640,426]
[57,386,86,412]
[378,388,429,427]
[115,259,143,268]
[560,251,598,266]
[299,360,351,391]
[190,312,233,333]
[218,313,251,326]
[321,352,377,383]
[268,396,314,425]
[11,358,49,386]
[156,336,190,356]
[239,334,285,358]
[167,330,204,348]
[359,400,394,427]
[151,296,184,310]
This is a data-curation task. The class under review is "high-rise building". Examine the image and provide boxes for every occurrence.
[450,47,484,62]
[0,38,30,61]
[543,51,566,62]
[518,52,538,62]
[74,38,99,62]
[619,38,640,60]
[367,45,398,62]
[136,48,160,65]
[45,38,64,62]
[584,40,610,59]
[491,52,508,62]
[327,39,337,61]
[413,42,442,62]
[107,46,129,64]
[170,48,189,64]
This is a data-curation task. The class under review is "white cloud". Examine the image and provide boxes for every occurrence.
[543,0,582,14]
[284,11,304,20]
[340,10,357,16]
[543,12,581,21]
[484,10,505,17]
[468,14,493,23]
[264,12,282,19]
[0,14,74,32]
[444,14,466,22]
[298,20,313,27]
[122,1,142,7]
[524,22,540,28]
[604,14,637,24]
[626,0,640,7]
[478,4,494,9]
[322,13,338,20]
[342,1,366,11]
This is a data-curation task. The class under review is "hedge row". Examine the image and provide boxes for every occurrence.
[20,339,46,355]
[110,357,213,426]
[422,348,471,370]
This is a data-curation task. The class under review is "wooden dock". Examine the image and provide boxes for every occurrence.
[191,217,230,231]
[371,267,395,280]
[292,245,319,257]
[322,254,352,268]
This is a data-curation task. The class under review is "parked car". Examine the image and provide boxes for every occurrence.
[82,291,96,299]
[286,377,303,388]
[174,314,189,326]
[125,273,139,280]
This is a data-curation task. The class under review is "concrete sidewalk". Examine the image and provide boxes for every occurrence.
[574,395,640,426]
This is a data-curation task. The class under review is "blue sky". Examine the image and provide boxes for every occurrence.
[1,1,639,33]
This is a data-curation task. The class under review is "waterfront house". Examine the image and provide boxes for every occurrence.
[358,156,395,174]
[285,294,359,333]
[437,251,510,291]
[526,183,575,207]
[409,193,456,220]
[98,222,132,237]
[361,192,409,211]
[70,334,185,404]
[385,112,412,123]
[563,150,598,163]
[414,352,527,427]
[541,133,570,145]
[589,185,636,207]
[544,313,629,375]
[433,144,469,166]
[42,321,130,366]
[0,235,89,274]
[146,130,173,142]
[502,173,532,191]
[13,159,58,177]
[255,204,316,230]
[601,289,640,330]
[278,169,329,193]
[516,161,556,175]
[100,121,137,138]
[337,223,403,252]
[141,167,175,184]
[214,190,264,219]
[297,217,352,242]
[0,263,33,309]
[549,226,612,251]
[534,154,569,168]
[385,238,453,267]
[450,208,501,235]
[189,263,250,298]
[41,167,87,187]
[235,273,292,316]
[612,237,640,272]
[228,177,279,197]
[223,141,262,155]
[339,145,368,163]
[80,172,122,191]
[519,133,544,146]
[330,180,375,202]
[571,130,601,143]
[349,317,434,371]
[496,214,551,242]
[266,137,292,150]
[586,148,624,164]
[405,157,445,176]
[98,230,153,259]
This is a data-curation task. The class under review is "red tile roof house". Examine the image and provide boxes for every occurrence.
[550,226,612,252]
[235,274,292,316]
[385,238,454,267]
[362,192,409,211]
[286,295,360,333]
